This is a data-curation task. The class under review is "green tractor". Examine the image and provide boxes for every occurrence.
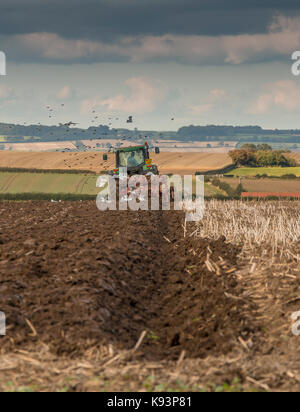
[104,142,160,177]
[100,143,176,204]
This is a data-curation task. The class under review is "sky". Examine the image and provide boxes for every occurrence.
[1,0,300,130]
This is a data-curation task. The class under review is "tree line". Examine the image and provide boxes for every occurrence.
[1,122,300,144]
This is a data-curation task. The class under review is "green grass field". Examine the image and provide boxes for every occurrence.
[0,171,225,197]
[0,172,99,195]
[204,182,227,196]
[228,167,300,177]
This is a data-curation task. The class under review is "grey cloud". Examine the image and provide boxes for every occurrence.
[1,1,300,65]
[1,0,300,39]
[2,14,300,66]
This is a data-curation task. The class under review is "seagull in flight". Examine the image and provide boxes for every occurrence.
[59,121,78,127]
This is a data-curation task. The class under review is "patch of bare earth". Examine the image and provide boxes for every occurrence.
[0,201,299,391]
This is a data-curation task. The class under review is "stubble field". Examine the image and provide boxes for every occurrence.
[0,151,232,175]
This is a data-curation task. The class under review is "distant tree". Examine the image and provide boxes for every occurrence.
[282,174,297,179]
[254,150,274,166]
[256,143,273,151]
[240,143,257,152]
[228,149,255,166]
[235,183,245,196]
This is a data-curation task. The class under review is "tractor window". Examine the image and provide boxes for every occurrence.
[119,149,145,168]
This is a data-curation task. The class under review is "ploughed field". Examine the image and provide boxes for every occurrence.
[0,203,249,360]
[0,201,300,391]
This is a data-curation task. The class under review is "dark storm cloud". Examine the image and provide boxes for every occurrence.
[1,0,300,39]
[1,0,300,65]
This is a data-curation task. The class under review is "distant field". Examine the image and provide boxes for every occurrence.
[204,183,227,196]
[0,138,238,153]
[153,152,232,174]
[236,140,300,150]
[228,166,300,177]
[221,177,300,193]
[0,151,233,175]
[287,153,300,164]
[0,171,220,197]
[0,172,99,195]
[1,141,77,151]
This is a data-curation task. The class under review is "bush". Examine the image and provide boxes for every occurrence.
[211,178,245,197]
[229,148,297,168]
[235,183,245,196]
[229,149,255,166]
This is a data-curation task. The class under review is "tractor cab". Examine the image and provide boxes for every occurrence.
[105,143,159,177]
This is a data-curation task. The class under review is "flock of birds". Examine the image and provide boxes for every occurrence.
[7,104,176,163]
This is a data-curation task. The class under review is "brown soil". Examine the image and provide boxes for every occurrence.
[0,202,258,362]
[1,201,300,392]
